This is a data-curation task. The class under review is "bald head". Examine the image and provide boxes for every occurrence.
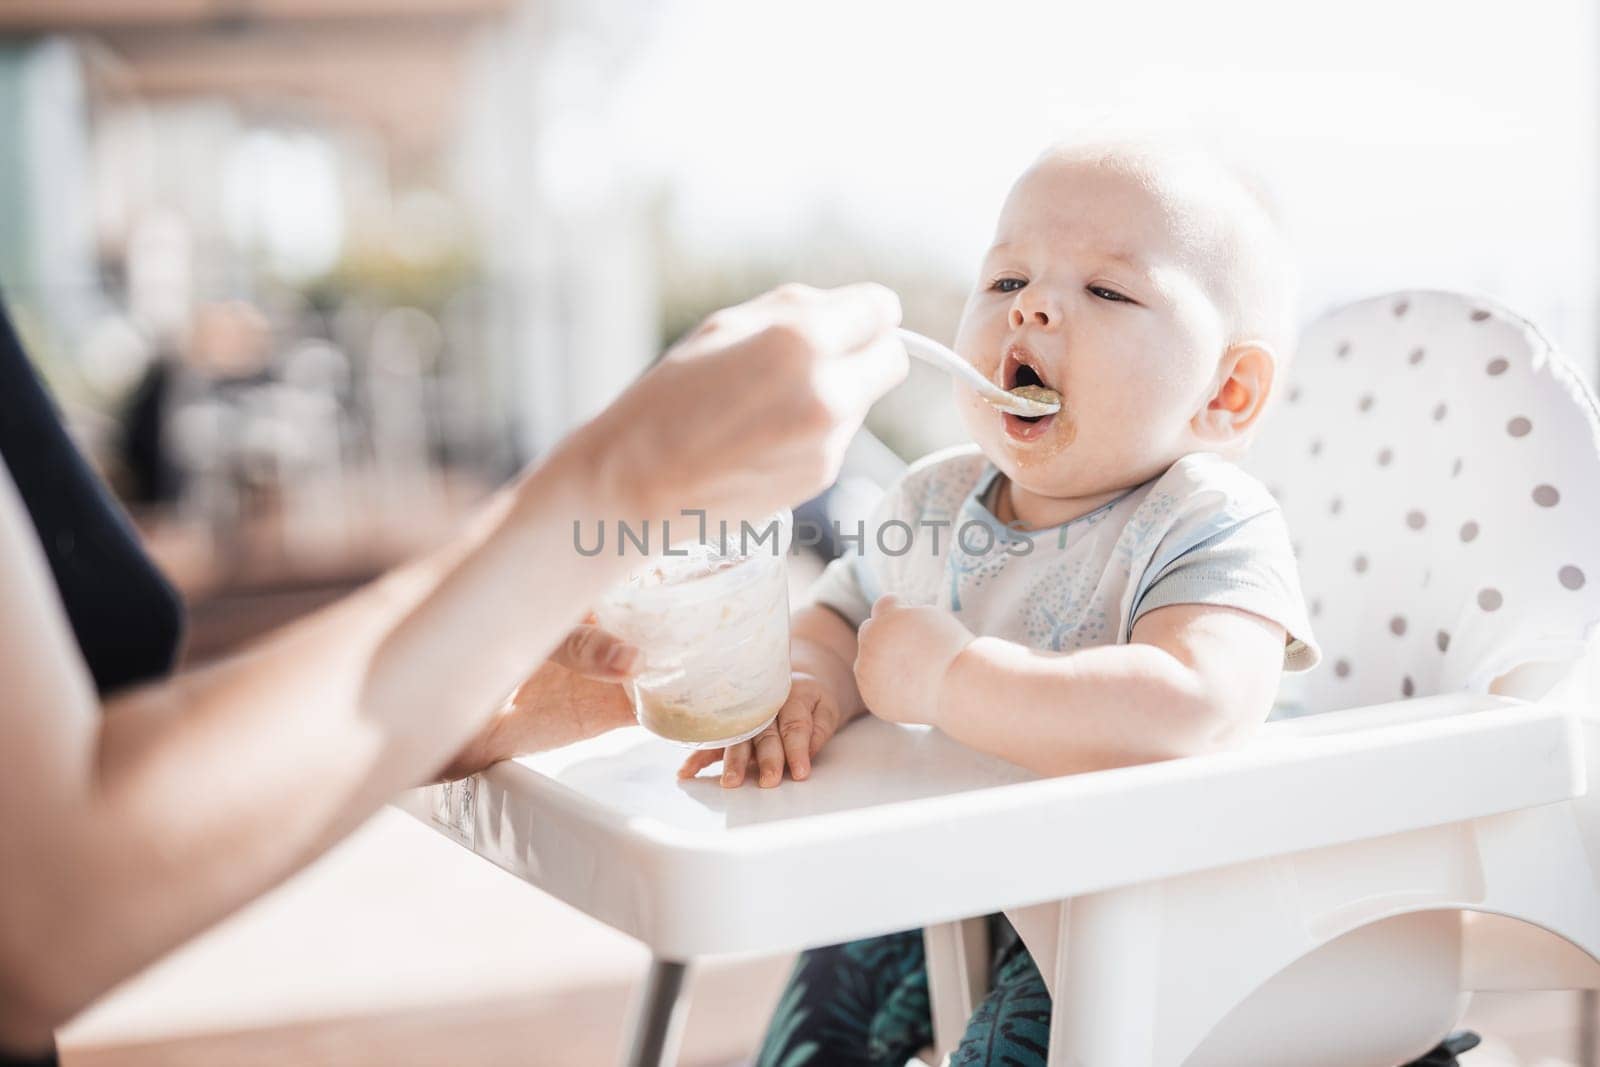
[1024,139,1299,360]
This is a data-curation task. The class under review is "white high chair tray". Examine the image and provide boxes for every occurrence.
[396,692,1581,961]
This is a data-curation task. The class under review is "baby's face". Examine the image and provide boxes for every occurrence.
[953,155,1233,500]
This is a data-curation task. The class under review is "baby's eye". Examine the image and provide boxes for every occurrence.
[990,277,1026,294]
[1088,285,1132,303]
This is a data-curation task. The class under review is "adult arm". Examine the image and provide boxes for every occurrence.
[0,283,904,1050]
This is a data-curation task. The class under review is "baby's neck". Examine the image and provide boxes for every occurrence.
[993,475,1131,531]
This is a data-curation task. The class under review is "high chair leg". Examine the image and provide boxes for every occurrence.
[622,958,691,1067]
[924,918,991,1062]
[1581,990,1599,1067]
[1047,889,1161,1067]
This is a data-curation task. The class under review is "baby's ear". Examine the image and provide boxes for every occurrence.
[1191,342,1276,449]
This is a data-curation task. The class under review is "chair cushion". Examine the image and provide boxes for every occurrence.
[1246,290,1600,714]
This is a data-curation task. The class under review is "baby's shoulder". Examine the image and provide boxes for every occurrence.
[1112,454,1282,563]
[1138,451,1280,525]
[888,444,991,516]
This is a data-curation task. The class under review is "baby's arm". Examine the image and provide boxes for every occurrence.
[790,602,868,721]
[855,597,1285,777]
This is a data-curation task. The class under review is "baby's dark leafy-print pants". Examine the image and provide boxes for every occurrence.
[754,915,1046,1067]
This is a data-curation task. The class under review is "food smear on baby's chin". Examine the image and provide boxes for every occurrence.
[1001,404,1076,466]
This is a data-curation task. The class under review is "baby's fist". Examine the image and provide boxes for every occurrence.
[853,595,974,726]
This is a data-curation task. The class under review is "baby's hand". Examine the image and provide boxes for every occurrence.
[854,595,975,727]
[677,673,843,788]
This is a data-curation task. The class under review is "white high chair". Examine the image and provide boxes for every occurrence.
[919,289,1600,1065]
[398,290,1600,1067]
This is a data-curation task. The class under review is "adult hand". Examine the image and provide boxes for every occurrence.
[446,284,906,776]
[582,283,906,524]
[437,619,641,780]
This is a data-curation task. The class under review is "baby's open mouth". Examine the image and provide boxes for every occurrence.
[1001,346,1059,439]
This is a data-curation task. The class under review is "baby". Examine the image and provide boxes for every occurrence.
[681,139,1321,1065]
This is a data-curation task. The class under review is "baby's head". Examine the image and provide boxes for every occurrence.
[953,138,1297,502]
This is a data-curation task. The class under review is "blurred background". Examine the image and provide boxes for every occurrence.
[3,0,1597,1063]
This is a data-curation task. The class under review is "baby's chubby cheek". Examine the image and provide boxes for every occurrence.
[1060,400,1194,492]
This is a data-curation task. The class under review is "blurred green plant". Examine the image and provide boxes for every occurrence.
[311,241,482,317]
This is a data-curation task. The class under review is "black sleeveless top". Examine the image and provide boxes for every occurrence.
[0,297,184,1063]
[0,300,183,691]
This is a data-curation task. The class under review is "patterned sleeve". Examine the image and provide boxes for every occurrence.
[1124,464,1321,672]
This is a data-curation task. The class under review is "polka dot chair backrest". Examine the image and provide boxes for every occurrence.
[1246,290,1600,716]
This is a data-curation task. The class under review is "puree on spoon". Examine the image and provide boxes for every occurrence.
[1007,384,1061,409]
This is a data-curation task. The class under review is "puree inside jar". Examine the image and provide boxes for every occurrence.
[635,687,789,745]
[597,514,796,749]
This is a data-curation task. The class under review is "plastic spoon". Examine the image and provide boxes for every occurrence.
[896,328,1061,417]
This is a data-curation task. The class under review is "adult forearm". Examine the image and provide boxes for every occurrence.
[0,281,908,1040]
[937,638,1225,776]
[40,433,632,1023]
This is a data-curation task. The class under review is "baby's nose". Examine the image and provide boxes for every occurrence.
[1009,303,1053,329]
